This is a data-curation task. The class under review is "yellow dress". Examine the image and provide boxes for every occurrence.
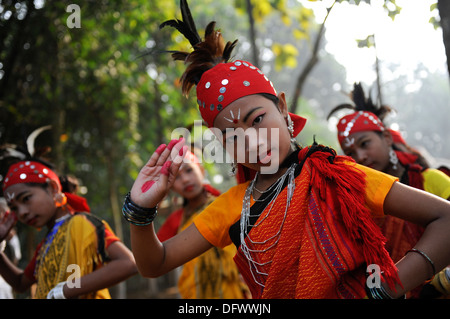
[31,213,117,299]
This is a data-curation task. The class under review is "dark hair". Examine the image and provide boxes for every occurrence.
[259,93,279,106]
[327,82,393,121]
[160,0,238,97]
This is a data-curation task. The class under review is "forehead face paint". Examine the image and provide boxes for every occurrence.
[6,192,15,202]
[344,137,355,148]
[223,109,241,124]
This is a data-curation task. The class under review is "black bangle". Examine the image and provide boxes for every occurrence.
[406,248,436,279]
[365,284,405,299]
[122,192,157,226]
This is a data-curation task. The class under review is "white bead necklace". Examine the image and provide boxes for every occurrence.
[239,162,297,288]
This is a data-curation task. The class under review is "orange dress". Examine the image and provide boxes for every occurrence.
[194,146,399,298]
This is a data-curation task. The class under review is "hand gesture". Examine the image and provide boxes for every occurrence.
[129,137,187,208]
[0,210,16,242]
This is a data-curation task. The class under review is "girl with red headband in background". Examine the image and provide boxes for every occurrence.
[157,149,248,298]
[0,160,137,298]
[124,0,450,299]
[328,82,450,298]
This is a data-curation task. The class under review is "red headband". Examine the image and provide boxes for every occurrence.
[388,129,407,145]
[3,161,90,212]
[197,60,307,184]
[184,150,200,164]
[3,161,60,191]
[196,60,277,127]
[337,111,385,145]
[196,59,306,135]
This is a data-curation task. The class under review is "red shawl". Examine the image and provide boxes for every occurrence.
[234,146,400,298]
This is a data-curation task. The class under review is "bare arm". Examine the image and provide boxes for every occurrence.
[127,138,213,278]
[62,241,138,298]
[0,250,35,293]
[383,181,450,297]
[130,222,212,277]
[0,211,34,293]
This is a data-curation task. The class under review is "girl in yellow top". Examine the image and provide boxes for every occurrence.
[124,0,450,299]
[0,160,137,298]
[157,150,248,298]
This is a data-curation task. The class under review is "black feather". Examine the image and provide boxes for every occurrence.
[352,83,366,110]
[160,0,201,47]
[180,0,200,43]
[223,40,238,62]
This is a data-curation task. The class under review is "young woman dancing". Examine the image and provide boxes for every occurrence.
[123,0,450,299]
[0,161,137,298]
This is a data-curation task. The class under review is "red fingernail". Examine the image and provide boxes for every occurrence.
[141,181,155,193]
[167,139,178,151]
[179,147,185,156]
[161,161,171,176]
[155,144,166,154]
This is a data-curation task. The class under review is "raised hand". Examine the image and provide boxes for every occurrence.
[0,210,16,242]
[129,137,188,208]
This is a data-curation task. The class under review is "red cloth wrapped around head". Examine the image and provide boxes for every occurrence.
[336,111,385,145]
[196,60,306,183]
[3,161,90,212]
[3,161,60,191]
[196,59,306,135]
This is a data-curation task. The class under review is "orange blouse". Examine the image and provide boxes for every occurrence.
[194,162,397,249]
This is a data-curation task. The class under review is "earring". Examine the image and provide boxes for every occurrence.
[286,114,296,144]
[230,161,237,176]
[389,149,398,170]
[54,193,67,207]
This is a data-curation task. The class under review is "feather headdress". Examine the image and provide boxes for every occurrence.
[327,82,393,122]
[0,125,53,167]
[160,0,238,96]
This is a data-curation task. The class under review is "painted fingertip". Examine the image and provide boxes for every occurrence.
[161,161,172,176]
[155,144,167,155]
[167,139,178,151]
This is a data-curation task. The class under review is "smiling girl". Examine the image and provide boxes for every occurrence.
[124,0,450,299]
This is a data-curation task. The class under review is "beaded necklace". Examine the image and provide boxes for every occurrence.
[34,214,71,277]
[239,162,297,288]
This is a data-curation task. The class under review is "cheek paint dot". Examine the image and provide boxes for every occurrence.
[141,181,155,193]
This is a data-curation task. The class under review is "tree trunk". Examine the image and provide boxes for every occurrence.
[290,1,336,114]
[438,0,450,81]
[289,23,324,114]
[245,0,260,68]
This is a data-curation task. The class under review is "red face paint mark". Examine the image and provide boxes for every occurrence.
[141,180,155,193]
[233,119,238,124]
